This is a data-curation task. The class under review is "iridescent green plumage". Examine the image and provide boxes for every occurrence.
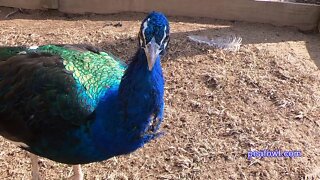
[0,47,26,60]
[0,44,127,128]
[36,45,126,104]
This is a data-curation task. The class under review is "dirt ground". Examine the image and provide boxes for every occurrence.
[0,7,319,180]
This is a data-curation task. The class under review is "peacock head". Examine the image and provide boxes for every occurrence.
[139,12,170,71]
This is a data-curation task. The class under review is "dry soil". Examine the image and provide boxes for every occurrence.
[0,7,319,180]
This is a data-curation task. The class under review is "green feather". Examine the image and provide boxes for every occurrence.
[0,47,26,60]
[35,45,126,102]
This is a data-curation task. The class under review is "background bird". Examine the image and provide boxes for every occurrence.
[0,12,170,180]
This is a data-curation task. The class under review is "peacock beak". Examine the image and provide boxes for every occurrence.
[144,37,161,71]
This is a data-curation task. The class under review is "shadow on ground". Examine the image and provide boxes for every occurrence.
[0,6,319,69]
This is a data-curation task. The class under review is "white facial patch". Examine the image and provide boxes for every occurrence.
[141,18,150,45]
[159,26,167,46]
[29,46,39,50]
[18,51,27,55]
[154,42,162,56]
[163,41,168,50]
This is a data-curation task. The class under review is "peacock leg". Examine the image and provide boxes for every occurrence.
[30,153,41,180]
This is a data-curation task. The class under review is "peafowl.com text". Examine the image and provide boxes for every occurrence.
[248,150,302,160]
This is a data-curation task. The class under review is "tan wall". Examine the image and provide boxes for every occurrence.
[0,0,58,9]
[1,0,319,31]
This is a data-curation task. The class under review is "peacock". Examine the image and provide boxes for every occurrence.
[0,12,170,180]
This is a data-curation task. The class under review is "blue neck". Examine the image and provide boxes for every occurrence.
[118,48,164,136]
[93,48,164,157]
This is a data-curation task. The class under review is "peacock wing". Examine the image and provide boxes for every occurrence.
[0,45,126,142]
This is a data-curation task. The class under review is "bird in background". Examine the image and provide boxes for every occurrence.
[0,12,170,180]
